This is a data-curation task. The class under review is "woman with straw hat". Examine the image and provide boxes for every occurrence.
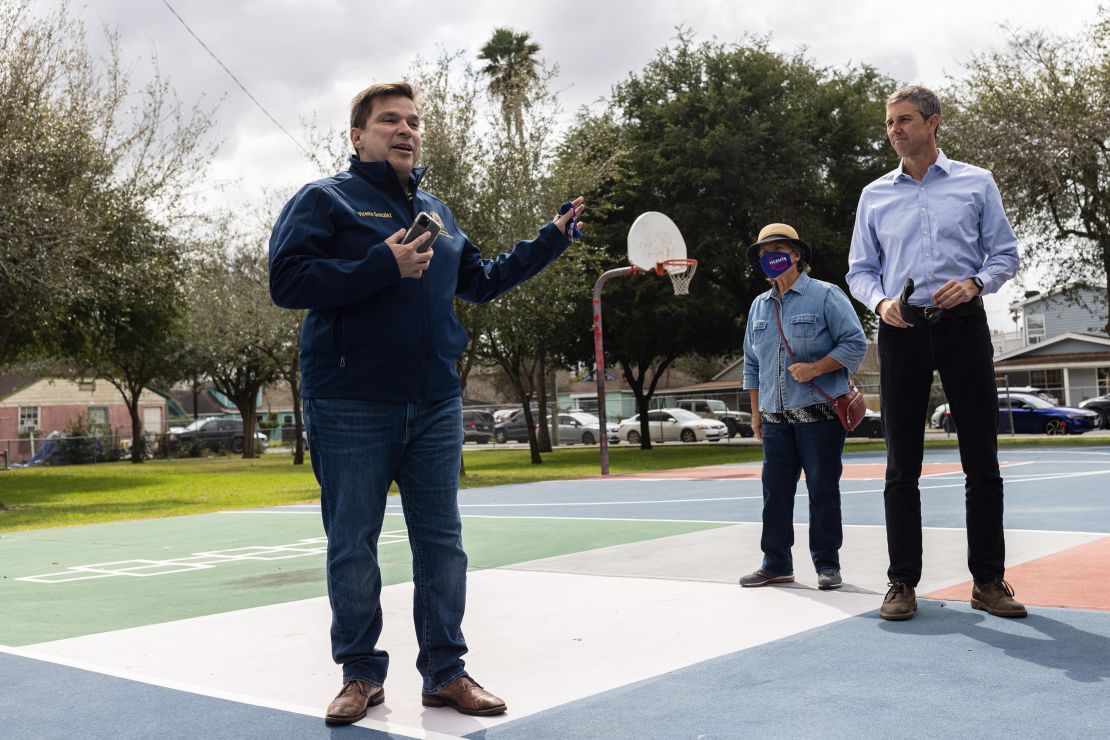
[738,223,867,591]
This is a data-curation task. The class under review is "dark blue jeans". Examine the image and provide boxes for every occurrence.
[878,313,1005,587]
[759,418,846,575]
[303,395,468,692]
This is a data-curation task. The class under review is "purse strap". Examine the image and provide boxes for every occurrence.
[770,298,838,404]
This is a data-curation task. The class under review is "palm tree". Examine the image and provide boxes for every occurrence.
[477,28,541,140]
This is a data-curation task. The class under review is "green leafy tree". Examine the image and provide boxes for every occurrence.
[473,42,605,461]
[0,1,215,366]
[945,10,1110,332]
[59,201,187,463]
[579,33,892,447]
[184,234,284,459]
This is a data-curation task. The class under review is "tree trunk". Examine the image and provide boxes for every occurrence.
[621,359,653,450]
[521,404,542,464]
[128,393,144,464]
[241,395,259,459]
[289,358,305,466]
[536,356,551,452]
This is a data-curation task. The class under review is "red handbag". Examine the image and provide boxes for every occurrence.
[771,301,866,432]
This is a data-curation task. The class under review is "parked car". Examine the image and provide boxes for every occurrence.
[942,393,1100,435]
[462,409,494,443]
[556,412,619,445]
[494,409,537,443]
[618,408,728,444]
[167,417,268,453]
[931,387,1061,429]
[674,399,754,438]
[1078,395,1110,428]
[492,408,520,424]
[846,408,884,439]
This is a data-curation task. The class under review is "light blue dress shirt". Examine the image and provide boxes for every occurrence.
[846,149,1019,312]
[743,273,868,413]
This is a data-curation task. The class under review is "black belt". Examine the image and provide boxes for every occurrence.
[906,296,984,321]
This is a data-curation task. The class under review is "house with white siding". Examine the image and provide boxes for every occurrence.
[994,288,1110,405]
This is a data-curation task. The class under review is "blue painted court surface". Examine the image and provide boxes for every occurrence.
[2,446,1108,738]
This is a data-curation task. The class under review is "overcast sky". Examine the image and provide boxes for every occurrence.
[48,0,1104,330]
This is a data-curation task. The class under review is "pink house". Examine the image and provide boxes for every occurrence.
[0,371,167,464]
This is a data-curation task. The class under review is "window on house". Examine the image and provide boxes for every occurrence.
[1029,369,1063,400]
[88,406,109,432]
[18,406,40,432]
[1098,368,1110,396]
[1025,313,1045,344]
[78,380,96,392]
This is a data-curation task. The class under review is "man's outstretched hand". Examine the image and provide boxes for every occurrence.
[555,196,586,237]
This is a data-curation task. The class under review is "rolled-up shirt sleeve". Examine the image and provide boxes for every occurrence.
[823,286,867,373]
[742,314,760,391]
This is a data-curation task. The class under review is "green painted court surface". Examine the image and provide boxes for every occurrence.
[0,512,726,646]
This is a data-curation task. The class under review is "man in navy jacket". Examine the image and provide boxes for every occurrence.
[269,81,584,724]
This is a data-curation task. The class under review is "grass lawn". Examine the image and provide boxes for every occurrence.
[0,443,772,532]
[1,434,1101,533]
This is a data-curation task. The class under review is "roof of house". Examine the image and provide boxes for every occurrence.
[169,388,235,417]
[995,351,1110,368]
[0,371,39,401]
[995,332,1110,362]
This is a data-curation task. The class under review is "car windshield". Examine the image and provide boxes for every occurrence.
[568,413,600,426]
[668,408,702,421]
[1005,394,1054,409]
[706,400,727,412]
[178,419,208,432]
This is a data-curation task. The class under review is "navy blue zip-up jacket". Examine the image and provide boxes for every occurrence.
[269,156,572,402]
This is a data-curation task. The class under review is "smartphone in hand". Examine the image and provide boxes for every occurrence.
[402,212,441,253]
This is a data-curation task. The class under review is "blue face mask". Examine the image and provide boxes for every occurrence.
[759,251,794,279]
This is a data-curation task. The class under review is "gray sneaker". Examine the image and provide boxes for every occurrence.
[817,569,842,590]
[739,568,795,587]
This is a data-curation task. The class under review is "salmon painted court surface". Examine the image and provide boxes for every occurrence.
[2,447,1109,738]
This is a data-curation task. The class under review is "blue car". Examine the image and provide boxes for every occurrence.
[944,392,1101,435]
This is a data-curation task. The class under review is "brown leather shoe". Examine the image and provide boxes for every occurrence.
[324,680,384,725]
[880,582,917,621]
[422,675,507,716]
[971,579,1028,618]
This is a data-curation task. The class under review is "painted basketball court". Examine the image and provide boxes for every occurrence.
[2,446,1108,738]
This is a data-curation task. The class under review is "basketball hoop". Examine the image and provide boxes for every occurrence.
[591,211,695,475]
[657,258,698,295]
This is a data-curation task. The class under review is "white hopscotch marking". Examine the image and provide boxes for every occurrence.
[16,531,409,584]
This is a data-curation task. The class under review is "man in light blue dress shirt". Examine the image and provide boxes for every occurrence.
[847,85,1027,622]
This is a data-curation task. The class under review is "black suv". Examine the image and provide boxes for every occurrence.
[167,418,266,454]
[462,410,494,443]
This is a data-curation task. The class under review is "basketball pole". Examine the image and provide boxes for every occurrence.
[592,266,639,475]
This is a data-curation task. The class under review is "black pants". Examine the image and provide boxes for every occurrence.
[878,312,1005,587]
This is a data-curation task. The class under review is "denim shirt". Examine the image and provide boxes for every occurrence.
[742,273,867,413]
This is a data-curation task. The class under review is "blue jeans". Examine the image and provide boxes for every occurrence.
[303,395,468,692]
[759,418,846,574]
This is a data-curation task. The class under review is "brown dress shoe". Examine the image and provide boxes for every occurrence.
[971,579,1028,618]
[422,675,507,716]
[880,582,917,621]
[325,679,384,725]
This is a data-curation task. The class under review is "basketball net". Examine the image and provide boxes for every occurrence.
[656,258,698,295]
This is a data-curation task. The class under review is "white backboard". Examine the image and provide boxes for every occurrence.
[627,212,687,273]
